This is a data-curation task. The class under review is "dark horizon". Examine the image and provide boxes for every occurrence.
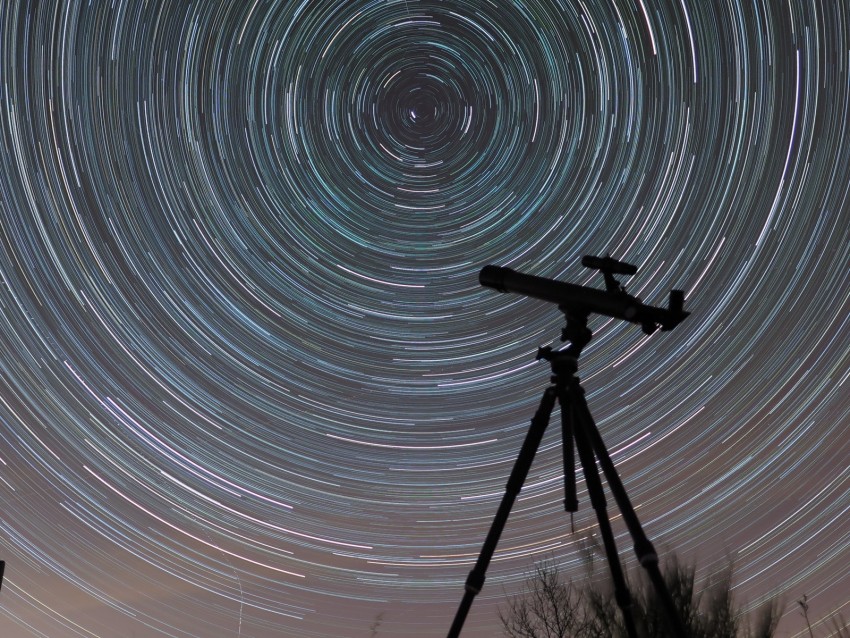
[1,1,849,637]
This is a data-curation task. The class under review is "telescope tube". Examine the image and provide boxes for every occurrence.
[479,266,688,330]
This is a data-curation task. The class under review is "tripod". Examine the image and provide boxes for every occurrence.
[446,312,686,638]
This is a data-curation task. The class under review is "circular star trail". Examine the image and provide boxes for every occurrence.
[1,1,849,637]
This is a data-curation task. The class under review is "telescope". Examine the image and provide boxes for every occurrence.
[479,256,688,334]
[447,256,692,638]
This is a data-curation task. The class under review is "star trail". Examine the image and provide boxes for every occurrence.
[0,1,848,637]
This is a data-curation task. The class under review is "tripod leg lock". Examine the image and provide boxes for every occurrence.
[464,569,485,595]
[635,540,658,567]
[615,588,634,611]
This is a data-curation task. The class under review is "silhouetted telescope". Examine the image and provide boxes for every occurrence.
[479,256,689,334]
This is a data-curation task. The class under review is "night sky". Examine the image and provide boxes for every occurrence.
[1,1,849,637]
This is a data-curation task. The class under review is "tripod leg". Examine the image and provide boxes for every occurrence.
[560,401,578,532]
[447,387,558,638]
[574,389,688,638]
[564,388,638,638]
